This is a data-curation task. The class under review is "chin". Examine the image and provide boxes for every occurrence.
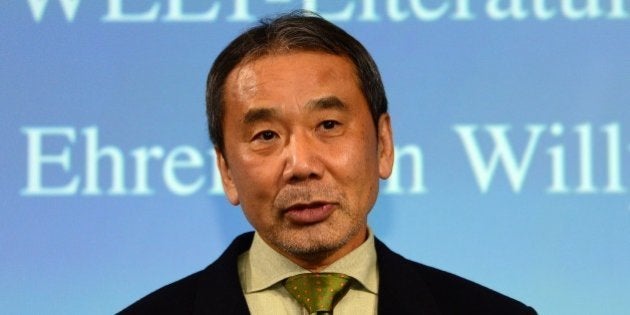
[269,222,362,258]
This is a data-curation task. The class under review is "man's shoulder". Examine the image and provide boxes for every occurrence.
[118,233,255,314]
[410,260,537,314]
[375,238,537,314]
[117,270,203,314]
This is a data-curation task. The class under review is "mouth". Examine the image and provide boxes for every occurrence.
[283,202,336,225]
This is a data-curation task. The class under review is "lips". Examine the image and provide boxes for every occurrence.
[283,202,335,225]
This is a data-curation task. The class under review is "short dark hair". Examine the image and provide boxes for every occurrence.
[206,10,388,151]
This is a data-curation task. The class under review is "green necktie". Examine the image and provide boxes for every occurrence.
[283,273,352,315]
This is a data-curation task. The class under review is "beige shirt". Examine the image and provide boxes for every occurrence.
[237,231,379,315]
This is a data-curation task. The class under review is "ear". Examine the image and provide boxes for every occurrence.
[376,113,394,179]
[215,147,240,205]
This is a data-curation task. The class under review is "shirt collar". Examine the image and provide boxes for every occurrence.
[241,230,379,294]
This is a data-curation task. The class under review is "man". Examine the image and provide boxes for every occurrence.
[121,11,536,315]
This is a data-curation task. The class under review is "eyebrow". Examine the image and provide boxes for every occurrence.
[306,96,348,112]
[241,96,348,125]
[242,107,278,125]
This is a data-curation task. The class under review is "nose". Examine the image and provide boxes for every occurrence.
[283,131,324,183]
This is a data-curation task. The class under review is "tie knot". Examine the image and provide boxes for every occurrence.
[283,273,352,314]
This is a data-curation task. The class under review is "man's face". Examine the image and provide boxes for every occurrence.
[216,51,394,267]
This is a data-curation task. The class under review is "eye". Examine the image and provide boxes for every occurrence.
[253,130,277,141]
[321,120,340,130]
[317,120,344,137]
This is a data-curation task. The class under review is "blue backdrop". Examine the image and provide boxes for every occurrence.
[2,1,629,314]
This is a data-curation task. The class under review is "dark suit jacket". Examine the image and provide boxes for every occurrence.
[120,232,536,314]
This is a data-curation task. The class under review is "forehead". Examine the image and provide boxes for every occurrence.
[224,52,362,109]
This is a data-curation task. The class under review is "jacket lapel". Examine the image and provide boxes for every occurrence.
[376,238,440,315]
[193,232,254,315]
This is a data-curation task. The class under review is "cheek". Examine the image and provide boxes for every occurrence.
[329,134,379,184]
[229,155,280,201]
[231,166,274,225]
